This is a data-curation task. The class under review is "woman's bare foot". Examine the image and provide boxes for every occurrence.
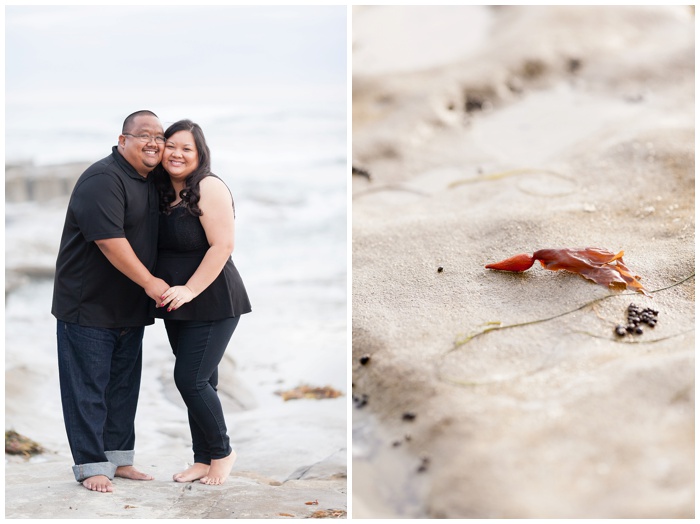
[173,463,210,483]
[115,465,155,481]
[82,475,113,493]
[200,451,237,485]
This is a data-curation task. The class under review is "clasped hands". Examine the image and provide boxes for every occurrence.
[158,285,196,312]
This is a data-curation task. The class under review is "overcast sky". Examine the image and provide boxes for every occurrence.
[6,5,347,97]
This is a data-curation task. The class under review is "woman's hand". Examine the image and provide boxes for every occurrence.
[159,285,196,312]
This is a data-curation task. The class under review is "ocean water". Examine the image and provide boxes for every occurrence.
[5,85,348,405]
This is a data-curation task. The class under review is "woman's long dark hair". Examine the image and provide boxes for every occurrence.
[154,119,212,216]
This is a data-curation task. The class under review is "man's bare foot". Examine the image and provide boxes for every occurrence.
[200,451,237,485]
[82,475,113,493]
[173,463,209,483]
[115,465,155,481]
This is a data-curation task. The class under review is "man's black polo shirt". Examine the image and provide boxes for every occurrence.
[51,146,159,328]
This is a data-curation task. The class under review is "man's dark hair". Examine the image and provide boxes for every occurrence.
[122,110,159,134]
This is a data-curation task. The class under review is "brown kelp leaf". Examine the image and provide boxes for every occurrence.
[485,247,650,296]
[310,509,347,518]
[5,430,44,456]
[275,385,343,401]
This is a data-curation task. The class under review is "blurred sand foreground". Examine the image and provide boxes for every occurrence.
[352,6,694,518]
[5,278,347,519]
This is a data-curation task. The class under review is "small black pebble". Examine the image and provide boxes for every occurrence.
[417,457,430,473]
[359,355,371,365]
[568,58,582,73]
[615,325,627,337]
[465,95,485,113]
[353,393,369,408]
[437,266,444,273]
[392,440,402,447]
[352,166,371,180]
[402,412,416,422]
[620,302,659,337]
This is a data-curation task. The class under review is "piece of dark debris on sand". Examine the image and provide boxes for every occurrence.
[5,430,44,456]
[352,166,371,180]
[275,384,343,401]
[310,508,347,518]
[353,393,369,408]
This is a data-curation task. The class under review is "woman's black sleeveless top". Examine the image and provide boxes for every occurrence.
[151,187,252,321]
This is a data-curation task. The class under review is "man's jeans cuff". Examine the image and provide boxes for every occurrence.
[105,450,134,467]
[72,461,117,482]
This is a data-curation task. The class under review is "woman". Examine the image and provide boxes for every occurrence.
[152,119,252,485]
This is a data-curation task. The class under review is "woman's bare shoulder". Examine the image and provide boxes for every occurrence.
[199,175,229,191]
[199,176,233,206]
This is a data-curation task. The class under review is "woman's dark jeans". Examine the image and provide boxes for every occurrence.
[56,320,144,481]
[163,317,239,464]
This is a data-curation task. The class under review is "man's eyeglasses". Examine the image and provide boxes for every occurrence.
[123,133,166,144]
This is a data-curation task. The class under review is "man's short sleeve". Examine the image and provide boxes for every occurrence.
[72,172,126,241]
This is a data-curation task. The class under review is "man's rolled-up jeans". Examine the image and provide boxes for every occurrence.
[56,320,144,482]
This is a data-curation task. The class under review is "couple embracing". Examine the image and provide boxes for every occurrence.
[51,110,252,493]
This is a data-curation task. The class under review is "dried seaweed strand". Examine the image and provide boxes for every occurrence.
[439,327,693,388]
[352,184,428,200]
[448,168,575,190]
[439,274,694,387]
[451,272,694,352]
[353,167,575,200]
[572,328,694,344]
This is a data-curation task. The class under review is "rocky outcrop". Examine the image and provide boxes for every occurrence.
[6,161,87,203]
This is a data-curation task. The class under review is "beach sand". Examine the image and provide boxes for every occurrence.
[5,173,347,518]
[352,6,694,518]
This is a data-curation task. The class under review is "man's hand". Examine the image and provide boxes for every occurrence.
[145,277,170,306]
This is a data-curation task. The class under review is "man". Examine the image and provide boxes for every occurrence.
[52,110,169,493]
